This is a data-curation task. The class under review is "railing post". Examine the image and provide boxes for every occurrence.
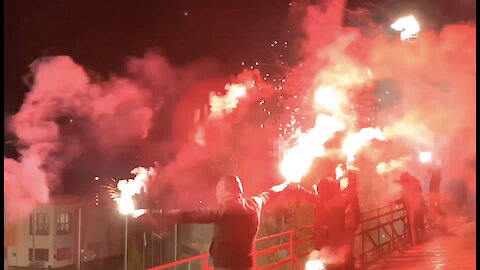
[377,209,381,255]
[361,220,365,267]
[389,205,393,251]
[289,231,294,270]
[253,240,257,270]
[202,254,208,270]
[403,207,408,241]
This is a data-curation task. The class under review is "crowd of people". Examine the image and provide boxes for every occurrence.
[139,169,432,270]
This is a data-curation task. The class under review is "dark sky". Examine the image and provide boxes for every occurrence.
[3,0,297,163]
[4,0,475,116]
[4,0,294,116]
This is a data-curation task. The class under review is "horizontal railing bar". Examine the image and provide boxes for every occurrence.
[256,230,295,242]
[256,236,314,256]
[255,242,291,256]
[256,226,314,242]
[149,254,209,270]
[361,209,405,223]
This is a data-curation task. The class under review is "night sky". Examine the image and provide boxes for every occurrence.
[4,0,293,115]
[5,0,475,117]
[4,0,476,196]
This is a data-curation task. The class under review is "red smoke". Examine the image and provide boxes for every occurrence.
[5,0,475,218]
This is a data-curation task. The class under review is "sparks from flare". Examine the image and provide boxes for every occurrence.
[391,15,420,41]
[113,167,156,216]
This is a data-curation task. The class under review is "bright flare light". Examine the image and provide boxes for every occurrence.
[391,15,420,41]
[305,260,325,270]
[314,86,342,112]
[280,115,345,183]
[342,127,386,163]
[116,167,156,216]
[209,83,247,114]
[335,163,344,180]
[419,151,432,163]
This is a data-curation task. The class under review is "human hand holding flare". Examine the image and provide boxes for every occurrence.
[287,166,358,198]
[270,179,290,192]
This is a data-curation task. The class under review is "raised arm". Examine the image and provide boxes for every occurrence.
[329,171,358,208]
[252,180,290,211]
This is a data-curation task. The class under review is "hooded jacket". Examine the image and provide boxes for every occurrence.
[151,191,272,268]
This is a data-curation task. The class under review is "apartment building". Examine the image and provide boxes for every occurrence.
[4,196,123,269]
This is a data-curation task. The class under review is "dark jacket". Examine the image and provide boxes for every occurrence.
[155,192,271,268]
[298,181,354,250]
[398,176,424,211]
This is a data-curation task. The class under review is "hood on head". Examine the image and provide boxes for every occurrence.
[216,175,243,204]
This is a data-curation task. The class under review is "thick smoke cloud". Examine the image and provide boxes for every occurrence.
[4,54,224,219]
[5,0,475,219]
[4,56,153,219]
[292,0,475,209]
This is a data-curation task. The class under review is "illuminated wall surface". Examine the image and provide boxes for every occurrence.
[4,196,123,269]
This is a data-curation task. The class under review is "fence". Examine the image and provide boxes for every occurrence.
[148,202,409,270]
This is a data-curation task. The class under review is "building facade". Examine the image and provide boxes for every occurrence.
[4,196,123,269]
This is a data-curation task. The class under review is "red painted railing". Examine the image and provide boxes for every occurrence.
[148,202,410,270]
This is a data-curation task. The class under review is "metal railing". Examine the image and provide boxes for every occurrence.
[148,202,409,270]
[356,203,408,266]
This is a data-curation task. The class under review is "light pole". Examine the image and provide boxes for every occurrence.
[142,231,146,270]
[174,224,178,269]
[77,207,82,270]
[124,215,128,270]
[32,208,36,264]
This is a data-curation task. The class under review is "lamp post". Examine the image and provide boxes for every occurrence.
[77,207,82,270]
[124,215,128,270]
[142,231,146,270]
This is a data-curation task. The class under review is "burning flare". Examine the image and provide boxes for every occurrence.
[391,15,420,41]
[305,259,325,270]
[419,151,432,163]
[336,164,350,190]
[342,127,386,163]
[314,86,343,113]
[335,163,344,180]
[280,114,345,183]
[114,167,156,216]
